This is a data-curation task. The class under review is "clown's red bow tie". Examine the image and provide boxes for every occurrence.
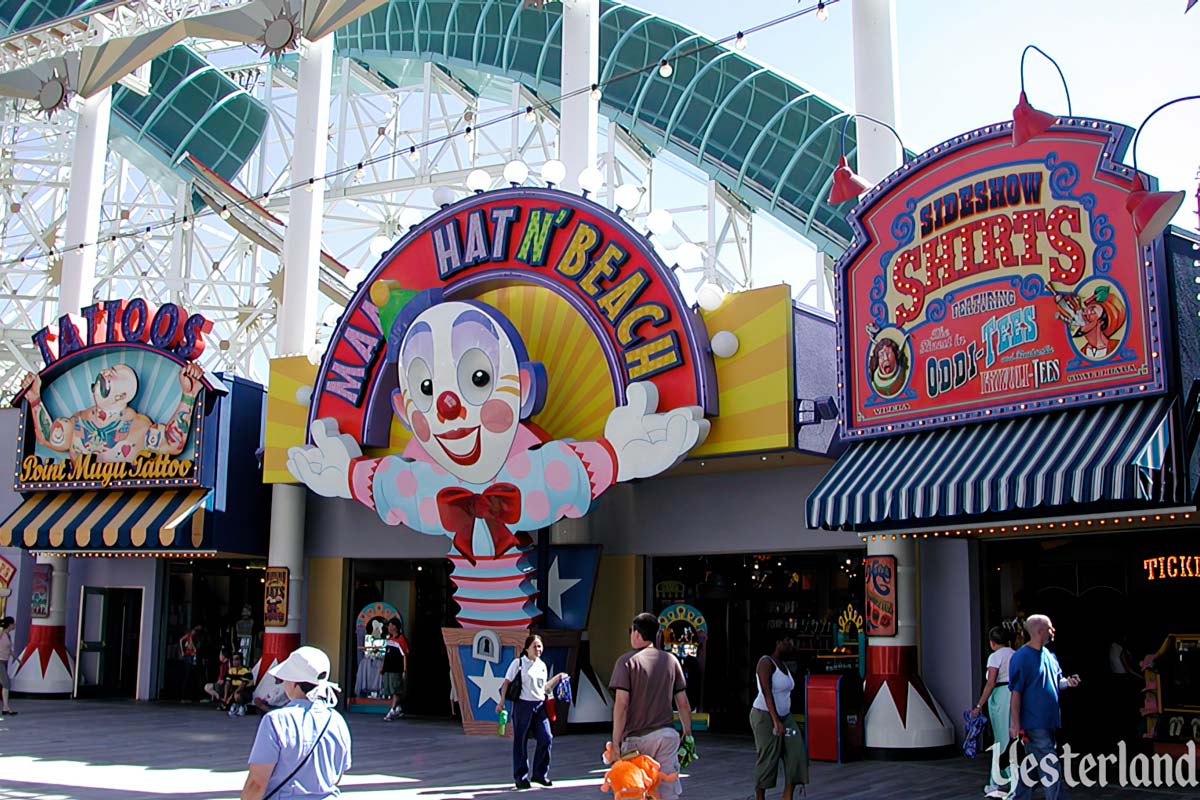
[436,484,529,565]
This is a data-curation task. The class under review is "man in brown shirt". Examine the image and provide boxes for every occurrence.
[609,612,694,797]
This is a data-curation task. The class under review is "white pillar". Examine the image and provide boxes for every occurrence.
[279,36,333,357]
[59,87,112,316]
[259,35,333,681]
[559,0,599,191]
[850,0,902,184]
[14,89,111,694]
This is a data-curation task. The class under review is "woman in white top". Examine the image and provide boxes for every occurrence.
[495,635,568,790]
[749,634,808,800]
[971,626,1015,798]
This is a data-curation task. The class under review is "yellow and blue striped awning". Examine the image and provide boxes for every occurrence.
[0,489,209,552]
[807,396,1178,531]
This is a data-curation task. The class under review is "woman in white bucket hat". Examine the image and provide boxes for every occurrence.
[240,646,352,800]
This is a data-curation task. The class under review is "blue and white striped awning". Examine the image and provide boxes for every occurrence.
[807,397,1177,531]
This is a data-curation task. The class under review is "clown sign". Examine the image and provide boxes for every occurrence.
[295,187,716,628]
[837,119,1168,439]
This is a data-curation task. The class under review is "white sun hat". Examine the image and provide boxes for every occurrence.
[267,646,340,702]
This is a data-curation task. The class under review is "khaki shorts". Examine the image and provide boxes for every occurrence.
[750,708,809,789]
[622,727,682,798]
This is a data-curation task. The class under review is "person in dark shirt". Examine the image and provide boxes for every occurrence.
[379,619,410,721]
[1008,614,1080,800]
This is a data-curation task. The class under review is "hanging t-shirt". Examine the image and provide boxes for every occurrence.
[505,656,549,702]
[987,646,1014,683]
[382,635,409,675]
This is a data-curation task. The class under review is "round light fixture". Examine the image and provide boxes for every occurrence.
[369,234,392,256]
[466,169,491,193]
[342,268,367,287]
[578,167,604,195]
[541,159,567,186]
[674,242,704,270]
[696,281,727,311]
[399,207,425,228]
[432,186,457,207]
[503,160,530,186]
[614,183,642,211]
[711,331,739,358]
[646,208,673,236]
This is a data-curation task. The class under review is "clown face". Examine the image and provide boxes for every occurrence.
[92,364,138,414]
[392,301,541,484]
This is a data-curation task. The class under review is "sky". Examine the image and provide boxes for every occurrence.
[632,0,1200,299]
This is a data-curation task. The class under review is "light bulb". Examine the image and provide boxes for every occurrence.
[408,146,419,162]
[578,166,604,196]
[369,234,392,256]
[697,281,727,311]
[735,31,747,50]
[711,330,739,359]
[219,207,231,220]
[503,160,529,186]
[181,218,192,231]
[590,84,602,102]
[305,179,315,192]
[355,163,365,179]
[675,241,703,270]
[525,105,535,122]
[541,159,567,186]
[321,304,342,326]
[400,207,424,228]
[464,126,475,143]
[816,2,829,21]
[432,186,456,207]
[658,60,673,78]
[467,168,491,193]
[342,268,367,287]
[614,183,642,211]
[646,208,673,236]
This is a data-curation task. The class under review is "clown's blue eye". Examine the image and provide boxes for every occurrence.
[471,370,489,388]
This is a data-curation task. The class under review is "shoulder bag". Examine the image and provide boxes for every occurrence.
[504,657,524,702]
[262,711,335,800]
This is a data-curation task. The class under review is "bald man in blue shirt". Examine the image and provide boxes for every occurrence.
[1008,615,1080,800]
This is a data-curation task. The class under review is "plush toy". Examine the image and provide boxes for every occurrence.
[601,746,678,799]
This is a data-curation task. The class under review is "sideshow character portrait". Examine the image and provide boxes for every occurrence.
[868,335,908,398]
[1053,283,1126,360]
[21,363,203,463]
[288,290,708,626]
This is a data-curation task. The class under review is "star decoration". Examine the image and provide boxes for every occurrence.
[467,660,506,708]
[546,556,581,620]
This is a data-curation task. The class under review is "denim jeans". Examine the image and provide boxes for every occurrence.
[511,699,552,782]
[1013,728,1067,800]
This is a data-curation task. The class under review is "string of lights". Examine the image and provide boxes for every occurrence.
[0,0,841,272]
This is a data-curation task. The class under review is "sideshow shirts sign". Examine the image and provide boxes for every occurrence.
[864,555,896,636]
[837,121,1167,438]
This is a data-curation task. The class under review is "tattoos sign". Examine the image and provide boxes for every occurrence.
[12,299,225,491]
[864,555,897,637]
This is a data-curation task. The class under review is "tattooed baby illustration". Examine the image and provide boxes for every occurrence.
[21,363,203,464]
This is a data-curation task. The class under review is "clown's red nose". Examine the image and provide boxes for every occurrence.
[436,391,464,422]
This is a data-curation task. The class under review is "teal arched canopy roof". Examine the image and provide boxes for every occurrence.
[336,0,860,256]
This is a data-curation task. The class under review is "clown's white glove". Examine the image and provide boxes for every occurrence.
[286,418,362,499]
[605,382,709,483]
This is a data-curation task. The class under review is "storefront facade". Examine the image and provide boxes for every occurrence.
[0,299,270,700]
[808,110,1200,757]
[264,184,863,732]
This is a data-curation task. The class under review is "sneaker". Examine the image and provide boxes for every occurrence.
[985,790,1009,799]
[237,704,246,717]
[393,708,405,719]
[515,780,531,790]
[383,710,394,721]
[532,778,553,787]
[228,707,237,718]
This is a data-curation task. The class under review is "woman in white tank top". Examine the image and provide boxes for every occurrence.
[749,635,808,800]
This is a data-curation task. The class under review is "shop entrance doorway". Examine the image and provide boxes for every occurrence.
[346,558,456,717]
[74,586,143,699]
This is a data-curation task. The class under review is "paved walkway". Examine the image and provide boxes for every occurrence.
[0,699,1190,799]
